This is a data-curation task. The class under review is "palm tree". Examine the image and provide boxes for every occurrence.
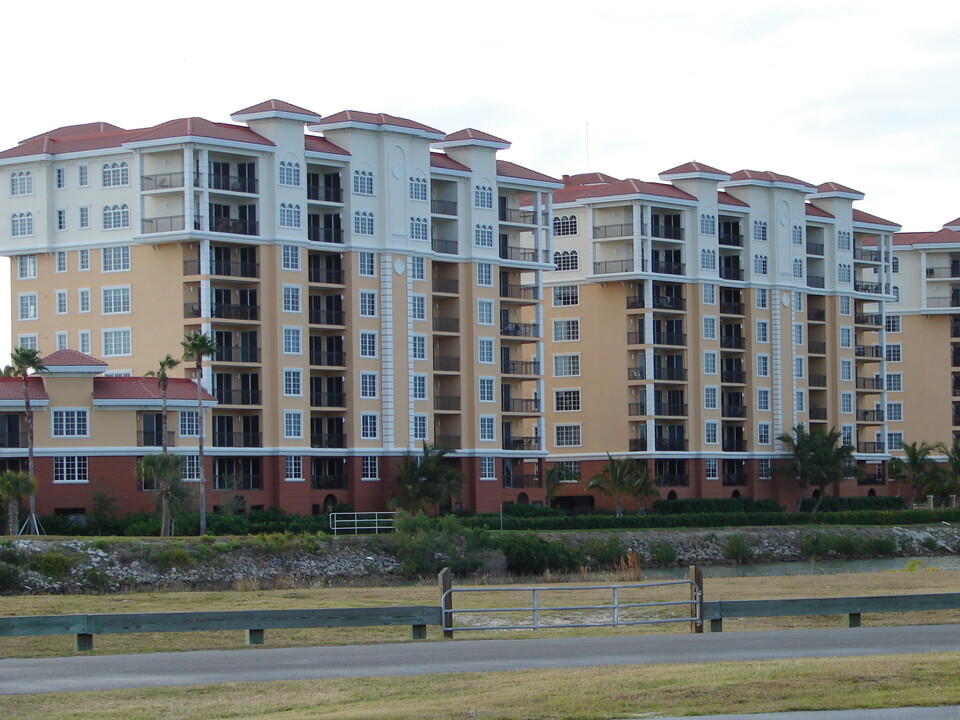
[775,425,860,514]
[890,441,941,506]
[389,443,464,514]
[136,453,184,537]
[586,454,656,516]
[545,463,579,507]
[10,347,45,534]
[935,437,960,504]
[145,355,180,453]
[0,470,34,535]
[181,331,218,534]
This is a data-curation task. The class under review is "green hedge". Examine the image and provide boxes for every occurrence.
[798,496,906,513]
[652,498,784,515]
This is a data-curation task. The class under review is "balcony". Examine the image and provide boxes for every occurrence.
[214,346,261,363]
[211,218,259,236]
[807,308,826,322]
[651,224,684,240]
[141,172,186,191]
[434,435,461,449]
[721,370,746,384]
[650,260,684,276]
[951,322,960,338]
[722,473,747,486]
[213,432,263,448]
[627,366,646,380]
[500,207,543,225]
[806,242,824,256]
[629,437,648,452]
[503,360,540,375]
[655,437,687,451]
[718,232,743,247]
[720,266,744,281]
[593,259,635,274]
[925,264,960,279]
[311,433,346,449]
[310,351,346,367]
[434,396,461,412]
[652,295,685,311]
[719,302,744,315]
[855,345,884,358]
[183,260,259,278]
[856,377,884,390]
[654,366,687,381]
[857,409,885,422]
[311,473,346,490]
[143,215,187,234]
[809,375,828,388]
[854,247,881,262]
[626,296,644,310]
[722,439,746,452]
[209,175,258,194]
[628,402,647,416]
[433,356,460,372]
[721,405,746,418]
[308,228,343,244]
[431,199,457,216]
[656,474,689,486]
[501,246,540,262]
[432,317,460,333]
[857,441,885,453]
[655,402,687,417]
[720,335,745,350]
[808,341,827,355]
[307,186,343,203]
[0,431,26,448]
[593,223,634,239]
[855,314,883,327]
[807,275,825,289]
[501,322,540,338]
[504,398,541,413]
[927,296,960,309]
[309,267,345,284]
[501,284,540,301]
[854,281,884,294]
[504,474,542,489]
[654,331,686,346]
[809,407,828,420]
[310,392,346,408]
[184,303,260,321]
[953,378,960,397]
[857,475,885,486]
[137,431,175,447]
[503,436,541,451]
[431,238,458,255]
[432,277,458,294]
[214,389,261,406]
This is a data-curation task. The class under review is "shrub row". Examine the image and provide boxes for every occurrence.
[652,498,785,515]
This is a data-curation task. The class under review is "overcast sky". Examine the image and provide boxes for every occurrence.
[3,0,959,352]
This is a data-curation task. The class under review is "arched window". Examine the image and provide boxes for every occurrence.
[553,250,579,271]
[700,248,716,270]
[553,215,578,236]
[699,214,716,235]
[352,170,373,195]
[279,203,301,228]
[103,204,130,229]
[10,212,33,237]
[753,220,768,241]
[474,185,493,209]
[409,217,428,241]
[792,258,804,278]
[474,224,494,248]
[279,161,301,187]
[10,171,33,196]
[102,161,129,187]
[409,176,427,201]
[353,211,374,235]
[753,254,768,275]
[792,225,803,245]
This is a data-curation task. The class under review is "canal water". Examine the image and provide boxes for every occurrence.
[643,555,960,580]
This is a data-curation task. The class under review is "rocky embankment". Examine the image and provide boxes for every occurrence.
[2,524,959,594]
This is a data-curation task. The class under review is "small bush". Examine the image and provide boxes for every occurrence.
[0,562,21,591]
[864,535,898,556]
[80,567,112,592]
[581,536,627,568]
[647,540,677,567]
[151,546,197,571]
[496,533,584,575]
[799,496,906,513]
[27,551,75,579]
[798,533,832,559]
[653,498,784,515]
[500,504,565,518]
[0,543,22,565]
[723,534,753,564]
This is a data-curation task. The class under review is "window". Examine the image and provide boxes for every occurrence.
[278,161,301,187]
[285,456,303,481]
[79,207,89,229]
[78,330,90,354]
[54,251,67,273]
[178,455,200,481]
[413,415,428,441]
[282,327,302,354]
[56,209,67,231]
[887,403,903,421]
[283,369,302,397]
[78,288,90,313]
[792,225,803,245]
[279,203,301,228]
[703,317,717,340]
[756,320,769,343]
[474,185,493,209]
[411,334,426,360]
[102,328,131,356]
[361,413,378,439]
[705,457,719,479]
[409,176,427,201]
[18,293,37,320]
[479,377,495,403]
[410,217,428,241]
[792,323,804,345]
[555,389,581,412]
[477,262,492,286]
[474,224,494,247]
[10,171,33,195]
[360,372,378,399]
[702,283,716,305]
[705,421,718,444]
[353,211,374,235]
[480,457,496,480]
[102,161,129,187]
[891,256,900,273]
[360,331,377,358]
[553,250,579,271]
[703,351,717,374]
[885,344,901,362]
[179,410,199,437]
[53,410,88,437]
[78,165,88,187]
[756,288,768,309]
[56,332,68,351]
[11,212,33,237]
[841,425,854,447]
[757,388,770,411]
[553,215,578,236]
[55,167,66,189]
[477,299,493,325]
[887,433,903,451]
[704,386,718,410]
[756,354,769,377]
[794,390,805,412]
[793,291,804,312]
[886,373,902,392]
[17,335,37,350]
[841,392,853,414]
[411,295,426,321]
[753,254,768,275]
[359,290,376,317]
[102,246,130,272]
[700,249,717,270]
[56,290,67,315]
[793,357,804,379]
[281,245,300,271]
[757,423,771,444]
[552,285,579,307]
[479,416,496,441]
[358,251,375,276]
[840,326,852,348]
[284,411,303,439]
[891,286,900,303]
[554,354,580,376]
[553,319,580,341]
[837,230,852,251]
[353,170,374,195]
[412,374,427,400]
[753,220,767,241]
[410,256,425,280]
[837,263,852,283]
[885,315,901,333]
[361,456,379,480]
[102,287,130,314]
[17,255,36,279]
[54,457,88,483]
[840,359,853,382]
[103,204,130,229]
[555,424,581,447]
[478,338,494,364]
[700,214,716,235]
[792,258,804,279]
[758,459,771,479]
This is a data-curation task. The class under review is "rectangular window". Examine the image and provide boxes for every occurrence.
[353,171,374,196]
[477,299,493,325]
[552,285,579,307]
[755,320,769,343]
[180,410,199,437]
[78,288,90,313]
[885,315,901,333]
[361,413,378,439]
[793,291,804,312]
[17,335,37,350]
[704,386,718,410]
[410,256,425,280]
[181,455,200,481]
[283,369,302,397]
[703,316,717,340]
[554,354,580,377]
[887,432,903,451]
[78,249,89,271]
[841,425,854,447]
[555,389,581,412]
[478,338,494,364]
[18,293,38,321]
[358,251,375,276]
[885,344,902,362]
[282,327,302,354]
[479,416,496,441]
[360,372,378,399]
[479,377,495,403]
[102,329,131,356]
[353,211,374,235]
[78,330,90,354]
[412,374,427,400]
[410,217,428,241]
[102,287,131,314]
[480,456,496,480]
[795,390,805,412]
[553,319,580,342]
[840,327,852,348]
[359,290,376,317]
[54,457,88,483]
[409,177,428,201]
[285,456,303,481]
[887,403,903,421]
[705,457,719,479]
[56,168,66,189]
[281,245,300,271]
[56,210,67,231]
[477,263,493,286]
[554,424,581,447]
[840,359,853,382]
[79,206,89,229]
[839,295,851,315]
[55,332,68,351]
[793,356,804,379]
[841,392,853,414]
[360,331,377,358]
[757,423,771,445]
[53,410,88,437]
[757,388,770,411]
[411,295,426,321]
[756,288,768,309]
[56,290,68,314]
[56,251,67,272]
[102,246,130,272]
[17,255,36,279]
[886,373,902,392]
[705,421,718,444]
[756,354,770,377]
[282,286,301,313]
[792,323,804,345]
[474,224,494,248]
[412,414,428,441]
[703,351,717,375]
[758,459,771,479]
[284,411,303,439]
[78,165,89,187]
[361,456,379,480]
[702,283,716,305]
[411,334,426,360]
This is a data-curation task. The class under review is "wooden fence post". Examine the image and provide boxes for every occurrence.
[439,567,453,639]
[690,565,703,634]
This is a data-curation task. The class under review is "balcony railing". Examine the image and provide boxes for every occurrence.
[308,228,344,244]
[722,440,746,452]
[504,398,541,413]
[856,377,884,390]
[310,351,346,367]
[718,232,743,247]
[722,473,747,486]
[854,281,884,294]
[593,223,635,239]
[656,474,689,486]
[501,284,540,301]
[857,441,885,453]
[720,335,745,349]
[311,473,346,490]
[652,295,685,311]
[503,474,542,488]
[593,259,635,274]
[433,356,460,372]
[184,303,260,320]
[431,238,458,255]
[720,267,744,281]
[627,366,646,380]
[721,370,746,384]
[654,331,686,346]
[629,437,647,452]
[503,360,540,375]
[654,403,687,416]
[309,309,345,326]
[857,475,885,486]
[651,224,684,240]
[806,242,824,256]
[137,431,175,447]
[654,366,687,381]
[655,437,687,451]
[142,215,187,234]
[214,346,261,363]
[721,405,746,418]
[310,392,346,408]
[500,207,543,225]
[309,268,345,284]
[502,246,540,262]
[854,247,881,262]
[650,260,684,275]
[0,431,26,448]
[211,218,259,236]
[503,436,541,451]
[434,396,461,411]
[432,278,458,294]
[434,435,461,449]
[809,407,828,420]
[213,432,263,448]
[141,172,185,191]
[433,317,460,333]
[214,389,262,406]
[807,275,825,289]
[183,260,259,278]
[807,308,826,321]
[927,296,960,309]
[627,331,645,345]
[208,175,258,194]
[628,402,647,416]
[306,186,344,203]
[855,345,884,358]
[925,265,960,279]
[431,199,458,216]
[855,314,883,326]
[857,409,885,422]
[809,374,828,388]
[808,341,827,355]
[311,433,346,449]
[719,302,744,315]
[501,322,540,338]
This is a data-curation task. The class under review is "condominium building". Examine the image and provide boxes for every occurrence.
[0,100,561,517]
[539,164,901,511]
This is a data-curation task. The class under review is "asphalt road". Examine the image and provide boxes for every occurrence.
[1,624,959,695]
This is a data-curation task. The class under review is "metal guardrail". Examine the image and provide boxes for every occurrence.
[329,511,397,535]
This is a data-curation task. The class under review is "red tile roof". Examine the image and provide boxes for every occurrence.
[430,152,471,172]
[444,128,509,144]
[92,377,215,402]
[0,377,48,401]
[126,118,273,146]
[729,169,816,189]
[42,349,108,367]
[0,127,144,159]
[718,191,749,207]
[889,228,960,246]
[561,172,619,186]
[496,160,562,186]
[304,135,350,156]
[321,110,443,135]
[805,203,835,219]
[578,178,697,202]
[20,122,123,144]
[816,181,864,196]
[232,99,321,119]
[660,161,729,177]
[943,217,960,228]
[852,208,899,227]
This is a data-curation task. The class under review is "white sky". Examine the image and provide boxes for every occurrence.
[3,0,960,354]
